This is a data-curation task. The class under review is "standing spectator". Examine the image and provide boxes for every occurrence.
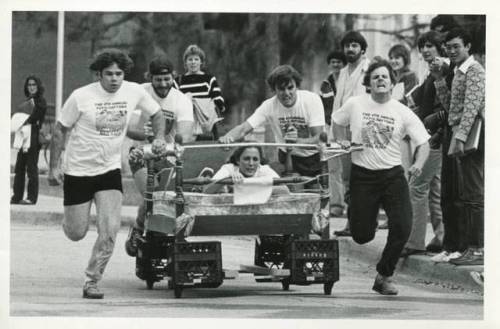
[388,44,419,102]
[11,75,47,205]
[320,51,347,126]
[432,27,484,265]
[175,44,225,140]
[330,30,370,234]
[400,31,449,256]
[320,51,347,216]
[48,49,166,299]
[332,60,430,295]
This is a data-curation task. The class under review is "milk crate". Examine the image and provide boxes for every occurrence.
[287,239,339,284]
[173,241,223,287]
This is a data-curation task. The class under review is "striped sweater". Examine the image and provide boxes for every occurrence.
[175,73,225,112]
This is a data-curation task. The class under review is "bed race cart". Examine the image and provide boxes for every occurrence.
[133,136,361,298]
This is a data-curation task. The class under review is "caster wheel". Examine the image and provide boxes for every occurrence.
[324,281,334,295]
[281,279,290,291]
[174,285,183,298]
[146,279,154,290]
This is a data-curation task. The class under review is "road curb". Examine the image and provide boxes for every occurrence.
[337,237,483,293]
[10,210,136,227]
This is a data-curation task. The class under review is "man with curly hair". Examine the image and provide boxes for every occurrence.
[48,49,166,299]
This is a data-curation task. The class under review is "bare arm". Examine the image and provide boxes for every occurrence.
[48,122,69,185]
[150,110,166,141]
[408,141,430,184]
[296,125,324,144]
[219,121,253,143]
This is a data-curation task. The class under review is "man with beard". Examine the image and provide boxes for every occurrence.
[330,31,370,235]
[124,56,195,257]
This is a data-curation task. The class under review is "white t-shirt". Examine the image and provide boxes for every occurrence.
[246,90,325,157]
[59,81,160,176]
[332,94,429,170]
[213,163,280,180]
[141,83,194,143]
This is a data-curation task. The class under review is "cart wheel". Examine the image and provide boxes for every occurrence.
[324,281,334,295]
[281,279,290,291]
[174,285,183,298]
[146,279,155,290]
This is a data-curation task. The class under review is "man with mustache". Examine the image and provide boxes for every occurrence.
[124,56,195,257]
[330,31,370,235]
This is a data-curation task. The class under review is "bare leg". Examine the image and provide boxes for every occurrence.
[84,190,122,283]
[63,201,92,241]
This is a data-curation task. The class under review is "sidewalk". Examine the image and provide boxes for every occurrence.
[10,194,483,293]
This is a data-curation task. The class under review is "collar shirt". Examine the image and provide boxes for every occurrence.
[332,57,370,113]
[447,56,485,142]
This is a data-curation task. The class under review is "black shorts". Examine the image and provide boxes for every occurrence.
[63,169,123,206]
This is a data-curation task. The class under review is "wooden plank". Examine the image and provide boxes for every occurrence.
[189,214,312,236]
[239,265,290,277]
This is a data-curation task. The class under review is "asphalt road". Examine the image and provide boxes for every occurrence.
[10,222,483,319]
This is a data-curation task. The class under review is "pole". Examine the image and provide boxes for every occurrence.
[55,11,65,119]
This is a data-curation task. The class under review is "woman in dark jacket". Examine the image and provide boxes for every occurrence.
[11,75,47,205]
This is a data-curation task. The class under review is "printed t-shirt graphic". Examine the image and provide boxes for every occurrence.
[247,90,325,157]
[58,81,159,176]
[361,112,394,149]
[332,94,429,170]
[95,102,128,137]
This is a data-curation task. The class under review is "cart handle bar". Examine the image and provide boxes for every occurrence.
[182,176,314,186]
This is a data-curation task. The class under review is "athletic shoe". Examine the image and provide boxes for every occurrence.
[372,274,398,295]
[470,271,484,286]
[20,199,35,205]
[83,281,104,299]
[125,226,143,257]
[198,167,214,178]
[430,251,449,262]
[449,248,484,266]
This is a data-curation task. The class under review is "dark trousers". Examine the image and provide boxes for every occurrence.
[459,125,484,249]
[440,126,468,252]
[12,147,40,203]
[349,164,412,277]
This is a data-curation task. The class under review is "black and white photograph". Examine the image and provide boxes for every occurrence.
[2,0,498,327]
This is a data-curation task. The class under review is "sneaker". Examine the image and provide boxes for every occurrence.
[470,271,484,286]
[430,251,450,263]
[125,226,143,257]
[449,248,484,266]
[372,274,398,295]
[83,281,104,299]
[20,199,35,205]
[198,167,214,178]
